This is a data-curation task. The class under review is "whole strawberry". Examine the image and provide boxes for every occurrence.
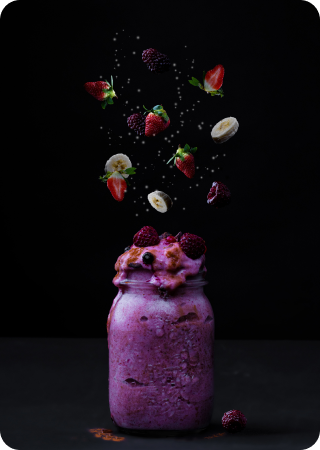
[142,48,171,73]
[222,410,247,433]
[143,105,170,137]
[179,233,206,260]
[207,181,231,207]
[189,64,224,97]
[84,76,117,109]
[133,226,160,247]
[167,144,197,179]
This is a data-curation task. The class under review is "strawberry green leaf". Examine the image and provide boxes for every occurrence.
[99,171,113,182]
[184,144,190,152]
[178,153,185,162]
[101,100,107,109]
[143,105,152,115]
[210,89,224,97]
[106,97,114,104]
[123,167,137,174]
[190,147,197,153]
[167,154,177,164]
[188,77,200,86]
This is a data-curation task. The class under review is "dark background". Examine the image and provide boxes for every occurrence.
[2,0,320,339]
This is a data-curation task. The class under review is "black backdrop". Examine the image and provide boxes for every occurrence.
[2,0,320,339]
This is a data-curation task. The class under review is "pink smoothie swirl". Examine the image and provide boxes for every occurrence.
[113,239,207,292]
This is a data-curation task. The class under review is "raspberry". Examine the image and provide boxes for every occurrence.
[222,410,247,433]
[142,48,171,73]
[127,113,146,135]
[165,235,176,244]
[207,181,231,207]
[133,226,160,247]
[179,233,206,260]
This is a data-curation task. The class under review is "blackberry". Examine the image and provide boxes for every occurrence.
[142,48,171,73]
[127,113,146,135]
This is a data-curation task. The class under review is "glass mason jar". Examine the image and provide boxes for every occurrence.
[107,277,214,436]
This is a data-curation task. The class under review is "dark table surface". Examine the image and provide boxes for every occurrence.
[0,338,319,450]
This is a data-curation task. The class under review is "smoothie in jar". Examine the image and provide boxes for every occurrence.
[107,227,214,435]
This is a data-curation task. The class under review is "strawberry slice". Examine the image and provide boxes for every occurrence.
[106,171,127,201]
[204,65,224,91]
[188,65,224,97]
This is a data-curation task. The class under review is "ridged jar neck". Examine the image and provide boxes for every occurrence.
[119,279,208,288]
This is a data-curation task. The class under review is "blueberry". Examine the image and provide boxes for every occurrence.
[142,252,154,264]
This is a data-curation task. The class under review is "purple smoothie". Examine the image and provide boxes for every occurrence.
[108,238,214,433]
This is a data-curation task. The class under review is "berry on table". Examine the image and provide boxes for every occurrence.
[222,410,247,433]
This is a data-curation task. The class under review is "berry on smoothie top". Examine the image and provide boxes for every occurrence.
[113,226,207,292]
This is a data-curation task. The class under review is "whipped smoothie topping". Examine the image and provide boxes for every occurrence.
[113,226,207,292]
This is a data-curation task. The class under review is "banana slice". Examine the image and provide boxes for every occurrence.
[211,117,239,144]
[147,190,173,213]
[105,153,132,178]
